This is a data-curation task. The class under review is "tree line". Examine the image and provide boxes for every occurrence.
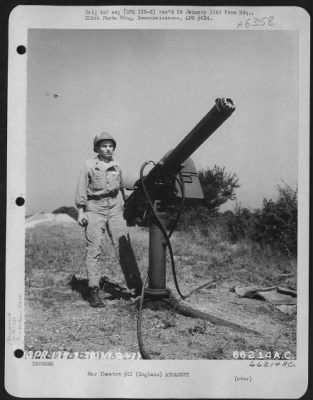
[53,165,297,256]
[178,165,297,256]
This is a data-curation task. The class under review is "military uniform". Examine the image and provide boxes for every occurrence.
[75,133,142,306]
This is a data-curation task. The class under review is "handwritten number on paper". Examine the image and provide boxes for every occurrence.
[238,16,274,29]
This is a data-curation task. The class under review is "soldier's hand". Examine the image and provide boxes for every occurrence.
[78,211,88,227]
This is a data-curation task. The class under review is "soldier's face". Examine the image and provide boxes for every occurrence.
[97,140,114,159]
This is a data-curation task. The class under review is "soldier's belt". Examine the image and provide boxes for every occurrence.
[87,190,119,200]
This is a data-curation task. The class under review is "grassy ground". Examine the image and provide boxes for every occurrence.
[25,222,297,360]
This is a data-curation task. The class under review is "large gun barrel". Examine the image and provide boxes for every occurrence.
[159,97,235,172]
[145,97,235,183]
[124,97,236,225]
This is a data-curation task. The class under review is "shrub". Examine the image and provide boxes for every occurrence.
[198,165,240,213]
[224,206,257,242]
[178,182,297,257]
[53,206,78,220]
[176,164,240,235]
[253,184,297,255]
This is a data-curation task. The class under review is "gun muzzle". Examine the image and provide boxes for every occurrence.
[158,98,235,174]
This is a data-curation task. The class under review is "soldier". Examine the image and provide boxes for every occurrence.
[75,132,142,307]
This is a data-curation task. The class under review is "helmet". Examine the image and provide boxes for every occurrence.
[93,132,117,152]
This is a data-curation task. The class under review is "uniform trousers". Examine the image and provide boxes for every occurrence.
[84,195,141,290]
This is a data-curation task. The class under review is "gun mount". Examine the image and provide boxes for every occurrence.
[123,98,235,226]
[121,98,254,359]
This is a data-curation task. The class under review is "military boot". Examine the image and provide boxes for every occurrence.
[88,287,105,308]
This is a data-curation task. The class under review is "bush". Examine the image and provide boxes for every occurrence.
[222,207,256,243]
[253,184,297,255]
[198,165,240,213]
[176,164,240,233]
[178,182,297,257]
[53,206,78,220]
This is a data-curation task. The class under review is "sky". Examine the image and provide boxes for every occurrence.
[26,29,298,215]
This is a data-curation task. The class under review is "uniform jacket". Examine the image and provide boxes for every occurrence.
[75,156,123,208]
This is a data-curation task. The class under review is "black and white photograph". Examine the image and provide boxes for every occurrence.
[5,5,310,399]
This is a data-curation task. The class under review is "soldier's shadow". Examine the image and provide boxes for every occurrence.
[69,275,132,301]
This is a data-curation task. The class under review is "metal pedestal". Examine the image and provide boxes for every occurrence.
[144,212,171,299]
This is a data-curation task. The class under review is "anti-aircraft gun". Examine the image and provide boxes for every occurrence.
[123,97,236,299]
[122,98,259,359]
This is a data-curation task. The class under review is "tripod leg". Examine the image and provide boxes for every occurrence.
[165,295,260,336]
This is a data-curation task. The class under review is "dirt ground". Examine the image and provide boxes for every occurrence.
[25,222,297,360]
